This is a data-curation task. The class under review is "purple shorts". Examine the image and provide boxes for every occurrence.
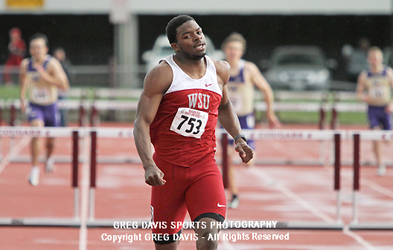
[228,113,255,149]
[27,102,60,127]
[368,105,392,130]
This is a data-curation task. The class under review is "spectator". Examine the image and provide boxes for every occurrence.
[3,27,26,85]
[342,37,370,83]
[53,47,73,126]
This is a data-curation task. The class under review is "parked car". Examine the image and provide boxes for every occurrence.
[263,46,336,90]
[142,34,224,72]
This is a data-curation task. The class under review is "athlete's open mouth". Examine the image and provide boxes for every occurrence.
[195,42,205,51]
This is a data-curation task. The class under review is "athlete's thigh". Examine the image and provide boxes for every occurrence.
[185,160,226,223]
[379,110,392,130]
[368,107,380,129]
[27,103,45,127]
[151,154,188,236]
[44,103,60,127]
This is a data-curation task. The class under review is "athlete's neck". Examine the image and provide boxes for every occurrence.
[173,54,207,79]
[33,55,47,64]
[370,64,383,74]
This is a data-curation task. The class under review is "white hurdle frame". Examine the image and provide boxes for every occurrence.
[85,128,345,229]
[2,127,392,230]
[348,130,393,230]
[0,127,85,227]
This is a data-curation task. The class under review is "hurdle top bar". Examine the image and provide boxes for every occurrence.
[348,130,393,141]
[1,127,391,141]
[0,127,86,137]
[0,99,87,110]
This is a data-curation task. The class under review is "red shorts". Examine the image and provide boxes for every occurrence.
[150,153,226,240]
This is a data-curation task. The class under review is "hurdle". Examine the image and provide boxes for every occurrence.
[221,129,345,230]
[348,130,393,230]
[0,99,3,126]
[0,99,88,163]
[92,97,333,166]
[0,100,3,159]
[0,127,83,227]
[253,101,330,165]
[89,100,139,128]
[329,101,367,132]
[83,128,345,229]
[94,88,143,99]
[85,128,140,227]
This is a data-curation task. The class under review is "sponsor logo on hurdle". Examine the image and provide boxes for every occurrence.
[0,130,42,137]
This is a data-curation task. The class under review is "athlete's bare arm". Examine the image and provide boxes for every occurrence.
[134,62,173,186]
[19,59,29,112]
[35,58,69,90]
[356,71,369,104]
[386,67,393,113]
[247,62,281,128]
[216,60,253,163]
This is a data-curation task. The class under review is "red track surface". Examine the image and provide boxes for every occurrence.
[1,122,393,249]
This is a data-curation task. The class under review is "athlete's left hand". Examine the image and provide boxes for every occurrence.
[267,113,282,129]
[33,63,46,76]
[234,140,253,163]
[385,104,393,114]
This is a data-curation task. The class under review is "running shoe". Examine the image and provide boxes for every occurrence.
[29,167,40,186]
[228,195,239,209]
[45,158,54,174]
[377,165,386,176]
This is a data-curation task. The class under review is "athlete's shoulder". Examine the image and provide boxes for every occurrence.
[144,60,173,95]
[149,60,173,80]
[19,58,30,71]
[212,59,230,82]
[20,58,30,67]
[385,67,393,77]
[357,70,369,84]
[244,60,260,72]
[46,56,62,69]
[359,69,369,77]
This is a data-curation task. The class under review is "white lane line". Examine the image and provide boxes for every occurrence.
[343,226,378,250]
[220,235,237,250]
[341,170,393,199]
[362,179,393,199]
[0,137,31,174]
[79,137,91,250]
[250,167,379,250]
[249,167,334,223]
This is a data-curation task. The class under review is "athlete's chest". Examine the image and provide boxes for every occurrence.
[366,76,389,89]
[227,67,252,92]
[163,89,222,112]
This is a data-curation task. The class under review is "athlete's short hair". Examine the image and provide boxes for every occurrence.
[221,32,247,52]
[29,33,49,47]
[368,46,382,55]
[166,15,196,44]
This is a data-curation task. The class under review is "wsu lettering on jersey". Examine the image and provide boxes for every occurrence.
[188,93,210,110]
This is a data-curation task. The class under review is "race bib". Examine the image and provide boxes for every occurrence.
[369,86,386,99]
[170,108,208,139]
[31,88,50,103]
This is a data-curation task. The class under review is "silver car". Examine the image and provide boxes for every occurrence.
[264,46,335,90]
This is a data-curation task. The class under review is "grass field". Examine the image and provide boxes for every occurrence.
[0,85,19,99]
[0,85,367,125]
